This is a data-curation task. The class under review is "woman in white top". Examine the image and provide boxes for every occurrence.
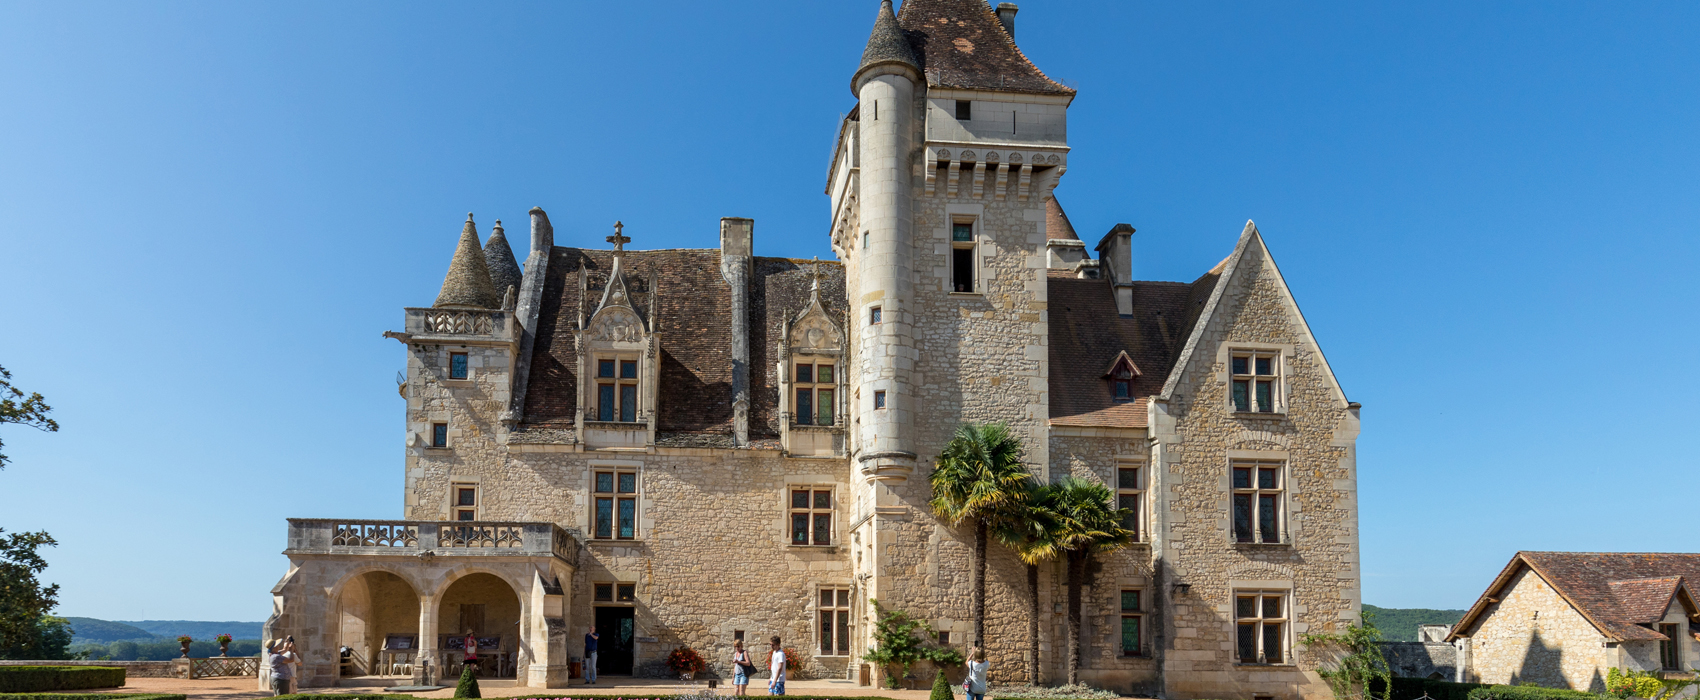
[964,646,989,700]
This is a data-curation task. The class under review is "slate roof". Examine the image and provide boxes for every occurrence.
[857,0,920,81]
[435,215,500,309]
[895,0,1073,97]
[1451,552,1700,643]
[483,221,523,303]
[1045,196,1079,242]
[1048,276,1201,428]
[520,248,844,443]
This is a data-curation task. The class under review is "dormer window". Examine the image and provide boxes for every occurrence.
[596,356,641,422]
[794,362,836,427]
[1104,353,1142,403]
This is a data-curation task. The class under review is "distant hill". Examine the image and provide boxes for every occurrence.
[1364,604,1468,642]
[117,620,265,640]
[64,618,159,644]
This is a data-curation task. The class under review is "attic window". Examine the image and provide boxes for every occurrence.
[1104,353,1141,402]
[956,100,972,120]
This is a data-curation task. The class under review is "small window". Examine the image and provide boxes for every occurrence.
[453,484,477,521]
[598,359,615,378]
[870,306,882,324]
[955,99,972,121]
[862,231,869,250]
[1236,590,1288,664]
[1110,359,1135,401]
[1121,590,1143,656]
[593,470,639,540]
[431,423,448,448]
[1231,351,1281,413]
[937,631,951,645]
[874,391,886,409]
[734,630,745,642]
[1116,463,1142,542]
[620,360,637,379]
[1232,461,1284,544]
[790,488,833,545]
[952,223,973,242]
[617,584,636,602]
[594,583,613,601]
[449,352,469,380]
[819,587,852,656]
[950,221,975,293]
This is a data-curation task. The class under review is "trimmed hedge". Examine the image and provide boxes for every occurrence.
[1371,677,1490,700]
[0,695,182,700]
[1465,685,1604,700]
[0,667,126,693]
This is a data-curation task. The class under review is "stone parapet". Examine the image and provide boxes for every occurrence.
[286,518,579,569]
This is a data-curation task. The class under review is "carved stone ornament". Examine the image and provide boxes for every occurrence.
[985,151,999,162]
[790,305,843,350]
[1047,154,1061,164]
[960,150,976,161]
[588,306,644,343]
[937,149,951,159]
[1008,152,1022,163]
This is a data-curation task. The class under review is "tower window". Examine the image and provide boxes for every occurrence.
[431,423,448,448]
[870,306,882,324]
[593,469,639,540]
[1121,590,1143,656]
[863,231,869,250]
[449,352,469,380]
[951,221,976,293]
[955,100,972,121]
[453,484,477,521]
[874,391,886,409]
[1117,463,1142,542]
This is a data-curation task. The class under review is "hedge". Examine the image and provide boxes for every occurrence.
[1370,677,1490,700]
[1465,685,1604,700]
[0,695,182,700]
[0,667,126,693]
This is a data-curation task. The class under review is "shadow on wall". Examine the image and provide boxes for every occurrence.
[1509,630,1568,690]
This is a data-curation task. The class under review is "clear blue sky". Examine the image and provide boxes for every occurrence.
[2,1,1696,622]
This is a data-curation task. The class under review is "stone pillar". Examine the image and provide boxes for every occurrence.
[414,595,438,686]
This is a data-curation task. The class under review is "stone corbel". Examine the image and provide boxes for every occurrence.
[994,163,1008,201]
[947,161,961,197]
[924,150,938,196]
[1017,164,1033,201]
[971,162,986,198]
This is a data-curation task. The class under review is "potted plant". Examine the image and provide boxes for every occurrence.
[177,636,193,658]
[214,634,233,657]
[666,646,706,681]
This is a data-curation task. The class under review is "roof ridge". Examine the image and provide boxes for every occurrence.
[972,0,1073,95]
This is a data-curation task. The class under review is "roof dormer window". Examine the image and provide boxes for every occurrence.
[1104,352,1142,403]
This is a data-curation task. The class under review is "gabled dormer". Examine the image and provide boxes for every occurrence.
[575,223,658,450]
[779,259,846,458]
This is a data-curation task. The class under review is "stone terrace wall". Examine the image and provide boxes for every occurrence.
[1463,567,1609,691]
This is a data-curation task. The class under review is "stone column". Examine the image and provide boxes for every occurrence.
[415,595,438,686]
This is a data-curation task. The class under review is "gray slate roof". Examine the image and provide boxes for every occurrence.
[857,0,920,82]
[434,215,500,309]
[483,220,523,304]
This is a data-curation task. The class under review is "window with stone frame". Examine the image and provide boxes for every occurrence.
[449,352,469,380]
[1234,590,1288,664]
[1116,462,1143,542]
[1120,589,1143,656]
[950,219,977,293]
[452,483,478,521]
[431,423,448,448]
[1230,350,1281,413]
[594,356,641,423]
[1661,623,1681,670]
[818,587,851,656]
[793,360,837,427]
[790,487,833,546]
[593,469,639,540]
[1232,461,1284,544]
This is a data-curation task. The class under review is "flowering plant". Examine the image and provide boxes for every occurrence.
[176,636,193,644]
[783,647,802,673]
[214,634,233,645]
[666,646,707,675]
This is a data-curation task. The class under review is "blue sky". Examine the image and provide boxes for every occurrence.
[1,1,1696,622]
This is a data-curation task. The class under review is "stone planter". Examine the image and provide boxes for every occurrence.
[219,642,230,657]
[179,641,192,658]
[680,671,695,681]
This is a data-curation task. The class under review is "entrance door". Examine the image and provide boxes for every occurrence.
[594,607,635,675]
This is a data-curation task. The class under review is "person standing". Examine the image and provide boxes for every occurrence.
[462,630,479,676]
[731,640,752,696]
[964,646,989,700]
[766,636,786,696]
[584,626,599,685]
[266,639,298,697]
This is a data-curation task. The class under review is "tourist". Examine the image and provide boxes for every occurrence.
[584,626,599,685]
[964,646,989,700]
[731,640,752,696]
[767,636,786,696]
[463,630,479,676]
[265,639,298,697]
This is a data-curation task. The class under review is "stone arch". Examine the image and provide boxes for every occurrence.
[432,566,529,678]
[328,566,425,678]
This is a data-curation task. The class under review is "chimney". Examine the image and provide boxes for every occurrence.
[1094,223,1136,316]
[719,217,754,446]
[996,3,1018,38]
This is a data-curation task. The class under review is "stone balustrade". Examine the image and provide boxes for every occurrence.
[400,307,515,341]
[285,518,579,568]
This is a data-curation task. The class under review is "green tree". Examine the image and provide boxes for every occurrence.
[0,365,58,470]
[1300,618,1391,700]
[862,600,962,689]
[453,664,481,698]
[0,530,62,659]
[1035,477,1135,685]
[1,615,74,660]
[992,485,1062,684]
[929,423,1034,647]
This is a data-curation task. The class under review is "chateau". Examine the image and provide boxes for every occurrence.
[263,1,1363,698]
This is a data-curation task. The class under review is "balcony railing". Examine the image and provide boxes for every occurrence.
[400,308,515,340]
[287,519,579,568]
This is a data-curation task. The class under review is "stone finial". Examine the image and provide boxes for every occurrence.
[433,213,500,309]
[607,221,631,254]
[484,219,524,302]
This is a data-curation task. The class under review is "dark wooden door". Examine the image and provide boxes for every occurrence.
[594,607,635,675]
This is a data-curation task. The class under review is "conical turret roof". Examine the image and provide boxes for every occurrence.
[483,219,523,303]
[434,214,500,309]
[855,0,919,89]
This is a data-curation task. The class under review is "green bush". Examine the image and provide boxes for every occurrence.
[0,667,126,693]
[1370,677,1489,700]
[1466,685,1604,700]
[0,694,182,700]
[453,665,480,699]
[929,669,954,700]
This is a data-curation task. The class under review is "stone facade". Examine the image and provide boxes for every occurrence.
[261,3,1361,698]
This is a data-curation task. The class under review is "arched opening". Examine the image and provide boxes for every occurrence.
[335,570,421,678]
[439,572,523,679]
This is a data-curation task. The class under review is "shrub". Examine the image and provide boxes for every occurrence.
[1369,677,1488,700]
[0,695,183,700]
[453,665,480,699]
[0,667,126,693]
[994,685,1125,700]
[665,646,706,676]
[929,668,955,700]
[1465,685,1604,700]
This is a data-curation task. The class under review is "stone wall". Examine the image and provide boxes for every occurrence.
[1380,641,1459,680]
[1458,567,1609,691]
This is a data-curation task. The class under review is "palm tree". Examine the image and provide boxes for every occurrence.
[929,423,1035,649]
[1035,477,1136,685]
[992,486,1062,685]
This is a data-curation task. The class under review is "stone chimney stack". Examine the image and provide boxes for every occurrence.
[1095,223,1136,316]
[719,217,754,446]
[996,3,1018,38]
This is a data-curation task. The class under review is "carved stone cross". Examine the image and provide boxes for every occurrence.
[607,221,631,252]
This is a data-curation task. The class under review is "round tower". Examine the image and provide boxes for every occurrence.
[852,0,921,480]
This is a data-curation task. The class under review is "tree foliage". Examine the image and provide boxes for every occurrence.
[929,423,1035,647]
[1301,618,1391,700]
[0,365,58,470]
[1031,477,1135,686]
[1606,666,1697,700]
[862,600,962,688]
[0,530,63,660]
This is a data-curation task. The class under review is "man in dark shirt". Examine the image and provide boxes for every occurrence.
[584,626,599,685]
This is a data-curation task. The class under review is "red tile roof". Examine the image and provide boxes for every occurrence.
[897,0,1074,97]
[1451,552,1700,643]
[1045,196,1079,241]
[1047,277,1195,428]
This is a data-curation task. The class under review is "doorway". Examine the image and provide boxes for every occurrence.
[593,607,635,675]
